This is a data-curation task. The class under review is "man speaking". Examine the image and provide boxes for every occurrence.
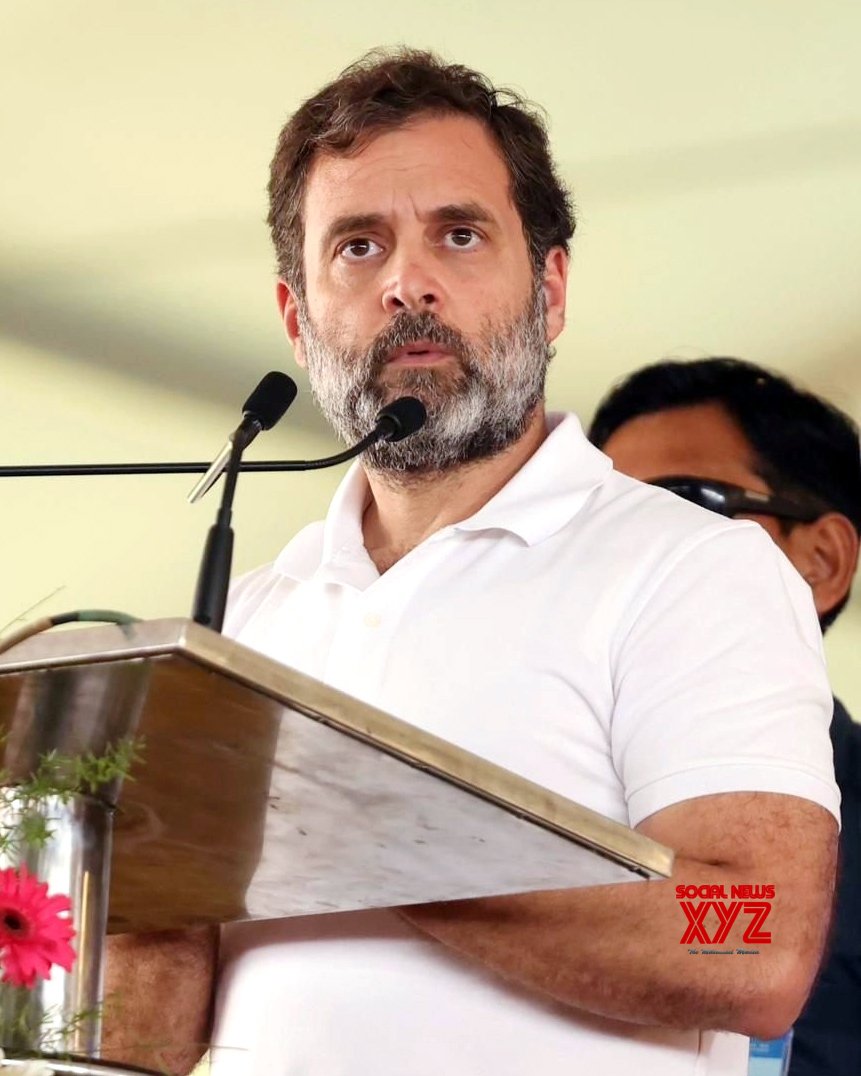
[107,49,839,1076]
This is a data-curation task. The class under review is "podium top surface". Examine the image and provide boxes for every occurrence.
[0,618,673,930]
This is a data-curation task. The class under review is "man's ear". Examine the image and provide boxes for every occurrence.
[790,513,860,621]
[276,280,306,368]
[542,247,568,345]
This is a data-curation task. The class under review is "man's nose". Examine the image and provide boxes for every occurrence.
[381,251,442,315]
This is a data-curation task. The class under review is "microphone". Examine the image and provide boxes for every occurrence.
[190,372,297,632]
[375,396,427,443]
[187,396,428,499]
[242,371,299,431]
[188,372,298,504]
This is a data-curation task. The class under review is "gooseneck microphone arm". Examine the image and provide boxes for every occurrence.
[0,455,368,478]
[187,395,425,504]
[0,458,378,478]
[0,398,429,482]
[183,425,380,504]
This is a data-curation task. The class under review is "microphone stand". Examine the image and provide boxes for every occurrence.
[190,427,247,631]
[189,428,382,631]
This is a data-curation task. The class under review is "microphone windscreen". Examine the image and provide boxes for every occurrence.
[376,396,427,442]
[242,372,298,430]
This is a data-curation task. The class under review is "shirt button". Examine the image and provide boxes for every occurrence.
[363,612,382,629]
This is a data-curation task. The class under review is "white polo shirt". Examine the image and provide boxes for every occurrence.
[213,413,838,1076]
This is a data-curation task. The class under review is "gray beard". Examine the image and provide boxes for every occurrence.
[298,281,551,477]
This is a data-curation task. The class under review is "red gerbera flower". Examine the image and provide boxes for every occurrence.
[0,865,76,989]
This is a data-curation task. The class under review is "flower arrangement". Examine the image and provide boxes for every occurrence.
[0,738,141,1068]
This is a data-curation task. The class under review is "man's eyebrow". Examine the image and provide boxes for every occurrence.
[428,202,496,226]
[321,213,386,253]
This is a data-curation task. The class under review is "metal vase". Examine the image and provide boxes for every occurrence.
[0,794,112,1056]
[0,658,149,1065]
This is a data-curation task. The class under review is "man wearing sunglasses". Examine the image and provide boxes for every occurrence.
[590,356,861,1076]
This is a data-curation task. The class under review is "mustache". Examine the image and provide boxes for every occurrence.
[365,312,470,371]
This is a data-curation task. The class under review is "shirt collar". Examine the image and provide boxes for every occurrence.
[450,413,612,545]
[276,412,612,581]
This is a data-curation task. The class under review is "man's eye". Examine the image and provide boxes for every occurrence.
[339,238,382,260]
[444,228,481,250]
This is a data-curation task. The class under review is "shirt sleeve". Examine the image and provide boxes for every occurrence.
[610,520,840,828]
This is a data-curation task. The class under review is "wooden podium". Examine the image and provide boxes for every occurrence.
[0,619,672,1072]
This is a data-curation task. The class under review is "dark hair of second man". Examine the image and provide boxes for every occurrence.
[589,357,861,628]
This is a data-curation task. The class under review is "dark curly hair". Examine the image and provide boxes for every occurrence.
[267,47,575,296]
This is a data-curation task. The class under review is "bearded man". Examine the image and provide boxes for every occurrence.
[105,50,839,1076]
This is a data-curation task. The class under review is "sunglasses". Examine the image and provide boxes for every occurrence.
[649,476,824,523]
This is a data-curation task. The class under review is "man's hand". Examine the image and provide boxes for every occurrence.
[401,791,837,1038]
